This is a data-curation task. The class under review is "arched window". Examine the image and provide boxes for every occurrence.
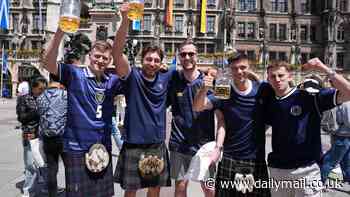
[337,23,345,41]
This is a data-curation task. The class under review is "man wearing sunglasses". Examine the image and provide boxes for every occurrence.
[167,39,219,197]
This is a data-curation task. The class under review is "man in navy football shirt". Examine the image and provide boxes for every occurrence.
[167,40,217,197]
[265,59,350,197]
[43,28,122,197]
[194,53,271,197]
[112,3,175,197]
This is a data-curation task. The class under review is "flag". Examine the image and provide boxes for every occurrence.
[132,20,141,31]
[2,47,8,74]
[200,0,207,33]
[170,49,178,69]
[171,56,177,68]
[0,0,9,30]
[165,0,173,27]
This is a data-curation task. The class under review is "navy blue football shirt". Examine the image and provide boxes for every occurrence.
[122,67,176,144]
[168,71,215,156]
[266,88,337,169]
[58,63,122,153]
[209,81,271,161]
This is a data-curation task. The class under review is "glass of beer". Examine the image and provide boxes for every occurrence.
[128,0,144,21]
[214,68,231,100]
[59,0,81,33]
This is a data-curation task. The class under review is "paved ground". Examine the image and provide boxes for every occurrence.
[0,98,349,196]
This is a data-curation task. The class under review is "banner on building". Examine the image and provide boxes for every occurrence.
[132,20,141,31]
[0,0,9,30]
[165,0,174,27]
[200,0,207,33]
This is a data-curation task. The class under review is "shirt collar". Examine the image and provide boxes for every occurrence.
[84,66,109,81]
[275,87,297,100]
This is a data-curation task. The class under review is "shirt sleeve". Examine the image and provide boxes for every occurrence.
[111,75,125,96]
[57,63,74,87]
[317,88,337,112]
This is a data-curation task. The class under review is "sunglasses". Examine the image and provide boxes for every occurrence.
[179,52,196,58]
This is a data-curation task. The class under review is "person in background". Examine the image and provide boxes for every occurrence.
[16,77,47,197]
[321,101,350,186]
[36,74,67,197]
[111,96,124,150]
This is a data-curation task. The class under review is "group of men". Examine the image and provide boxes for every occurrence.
[16,2,349,197]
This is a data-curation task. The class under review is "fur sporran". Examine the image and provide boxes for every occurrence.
[138,153,165,179]
[85,143,110,173]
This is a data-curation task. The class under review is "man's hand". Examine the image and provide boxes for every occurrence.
[303,58,332,74]
[209,146,222,165]
[202,68,216,89]
[119,3,130,20]
[245,70,260,81]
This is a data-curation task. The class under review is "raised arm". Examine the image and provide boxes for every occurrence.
[43,28,65,75]
[303,58,350,103]
[112,3,131,78]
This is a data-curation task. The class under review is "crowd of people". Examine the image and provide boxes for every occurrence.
[14,2,350,197]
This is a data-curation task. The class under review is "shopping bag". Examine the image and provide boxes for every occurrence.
[29,138,46,167]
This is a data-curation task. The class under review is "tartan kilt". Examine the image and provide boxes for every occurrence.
[114,142,171,190]
[62,152,114,197]
[215,156,271,197]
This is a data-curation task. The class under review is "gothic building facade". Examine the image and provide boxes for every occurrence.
[1,0,350,71]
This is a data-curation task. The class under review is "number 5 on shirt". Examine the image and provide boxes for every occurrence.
[96,105,102,118]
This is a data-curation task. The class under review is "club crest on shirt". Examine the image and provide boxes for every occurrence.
[95,89,105,104]
[290,105,302,116]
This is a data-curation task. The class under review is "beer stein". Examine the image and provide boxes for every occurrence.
[214,68,231,100]
[59,0,81,33]
[128,0,144,20]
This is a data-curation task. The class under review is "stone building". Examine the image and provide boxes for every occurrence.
[1,0,350,97]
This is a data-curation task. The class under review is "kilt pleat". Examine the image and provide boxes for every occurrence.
[62,152,114,197]
[114,142,171,190]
